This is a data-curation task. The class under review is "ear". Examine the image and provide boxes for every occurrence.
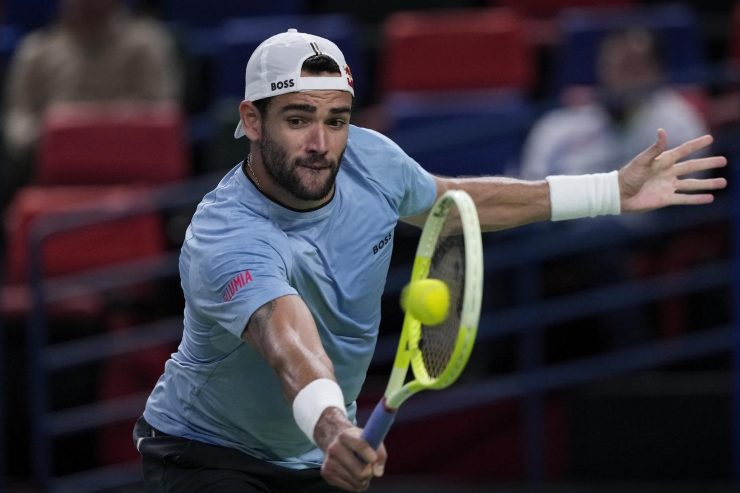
[239,100,262,141]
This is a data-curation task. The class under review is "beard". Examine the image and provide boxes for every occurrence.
[259,130,344,202]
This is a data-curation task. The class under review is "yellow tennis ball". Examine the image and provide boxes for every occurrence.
[401,279,450,326]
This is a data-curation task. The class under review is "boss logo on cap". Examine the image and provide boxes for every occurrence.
[270,79,295,91]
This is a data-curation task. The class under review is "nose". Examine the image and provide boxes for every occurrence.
[306,124,328,154]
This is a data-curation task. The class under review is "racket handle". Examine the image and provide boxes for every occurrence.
[361,398,397,450]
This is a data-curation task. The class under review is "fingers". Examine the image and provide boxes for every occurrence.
[675,177,728,193]
[635,128,668,165]
[373,443,387,478]
[671,193,716,206]
[321,428,385,492]
[673,156,727,176]
[662,133,714,164]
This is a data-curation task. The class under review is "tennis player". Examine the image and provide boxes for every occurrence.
[134,29,727,492]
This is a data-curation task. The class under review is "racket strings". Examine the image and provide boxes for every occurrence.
[419,231,465,378]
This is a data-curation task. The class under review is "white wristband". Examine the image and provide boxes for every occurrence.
[546,171,621,221]
[292,378,346,444]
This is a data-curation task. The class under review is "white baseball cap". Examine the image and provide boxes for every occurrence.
[234,28,355,138]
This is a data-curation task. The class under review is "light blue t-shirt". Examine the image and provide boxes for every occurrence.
[143,125,436,469]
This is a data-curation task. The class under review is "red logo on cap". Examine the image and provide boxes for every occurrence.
[344,65,354,88]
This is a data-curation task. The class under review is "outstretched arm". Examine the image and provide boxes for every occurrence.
[243,295,386,491]
[411,130,726,231]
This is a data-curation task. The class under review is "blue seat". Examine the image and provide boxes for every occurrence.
[386,93,535,177]
[552,3,706,95]
[211,14,364,104]
[4,0,57,32]
[162,0,307,28]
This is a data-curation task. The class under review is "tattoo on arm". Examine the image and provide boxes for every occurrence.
[248,299,277,335]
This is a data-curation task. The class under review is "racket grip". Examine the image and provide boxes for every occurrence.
[361,398,397,450]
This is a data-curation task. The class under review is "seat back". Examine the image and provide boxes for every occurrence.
[162,0,307,28]
[35,103,189,186]
[387,94,535,177]
[4,0,57,32]
[381,8,534,94]
[4,187,167,283]
[491,0,634,18]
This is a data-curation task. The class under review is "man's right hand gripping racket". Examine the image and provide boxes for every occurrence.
[362,189,484,449]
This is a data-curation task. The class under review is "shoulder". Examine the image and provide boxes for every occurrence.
[537,103,605,129]
[343,125,436,216]
[649,88,702,116]
[186,195,292,285]
[526,103,606,146]
[347,125,405,156]
[344,124,419,174]
[191,168,280,238]
[119,14,176,54]
[11,26,60,64]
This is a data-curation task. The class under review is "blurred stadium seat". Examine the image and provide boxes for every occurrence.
[490,0,635,18]
[311,0,480,24]
[161,0,307,28]
[3,0,57,32]
[378,8,535,176]
[35,102,190,186]
[386,93,534,176]
[1,102,186,317]
[381,8,534,94]
[551,3,706,95]
[3,187,166,285]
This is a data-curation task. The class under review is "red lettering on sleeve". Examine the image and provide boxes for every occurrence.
[223,270,253,302]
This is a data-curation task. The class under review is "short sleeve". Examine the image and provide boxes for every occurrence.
[348,126,437,218]
[398,150,437,217]
[183,223,297,339]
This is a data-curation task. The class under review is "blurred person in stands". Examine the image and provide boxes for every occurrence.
[520,28,708,180]
[0,0,180,211]
[518,28,711,349]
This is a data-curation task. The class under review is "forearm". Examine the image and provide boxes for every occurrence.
[242,295,336,401]
[242,295,351,447]
[436,176,551,231]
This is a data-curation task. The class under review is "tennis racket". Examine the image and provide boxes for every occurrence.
[362,189,484,449]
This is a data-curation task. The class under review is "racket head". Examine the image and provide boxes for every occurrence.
[407,190,482,390]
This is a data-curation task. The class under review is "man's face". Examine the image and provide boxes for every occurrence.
[258,88,352,204]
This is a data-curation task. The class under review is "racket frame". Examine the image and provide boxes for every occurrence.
[381,189,483,410]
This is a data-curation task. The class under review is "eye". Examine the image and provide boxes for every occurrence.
[287,117,305,126]
[327,118,347,129]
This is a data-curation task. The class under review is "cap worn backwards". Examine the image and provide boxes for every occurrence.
[234,28,355,139]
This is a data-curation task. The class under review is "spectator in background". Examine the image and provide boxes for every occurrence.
[519,28,708,180]
[0,0,180,210]
[518,28,711,351]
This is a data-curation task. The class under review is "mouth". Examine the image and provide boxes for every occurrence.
[296,161,333,172]
[298,164,330,170]
[295,155,334,171]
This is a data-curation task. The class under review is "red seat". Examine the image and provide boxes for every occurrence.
[4,186,166,283]
[35,102,189,186]
[490,0,635,18]
[1,103,183,480]
[381,8,534,94]
[1,186,168,317]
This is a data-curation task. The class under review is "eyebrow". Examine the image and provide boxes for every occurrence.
[278,103,352,115]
